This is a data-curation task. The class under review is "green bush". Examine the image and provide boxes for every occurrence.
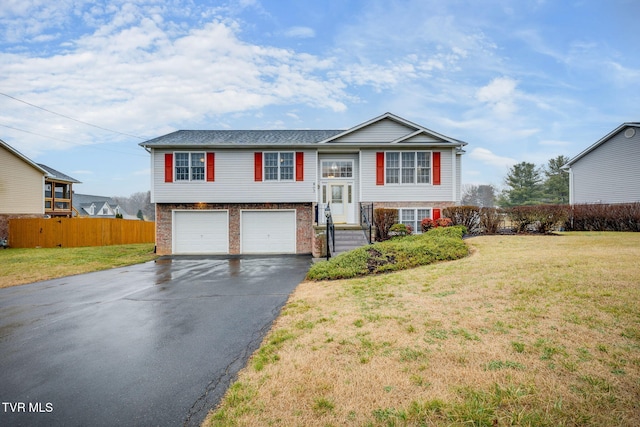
[307,226,468,281]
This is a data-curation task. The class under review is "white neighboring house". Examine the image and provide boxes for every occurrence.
[140,112,468,256]
[565,122,640,205]
[72,193,133,218]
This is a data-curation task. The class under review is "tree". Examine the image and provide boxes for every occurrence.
[498,162,544,207]
[113,191,155,220]
[461,184,496,207]
[543,155,570,204]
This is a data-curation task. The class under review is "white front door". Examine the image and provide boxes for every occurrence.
[329,182,347,223]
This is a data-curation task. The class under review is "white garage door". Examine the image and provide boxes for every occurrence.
[173,211,228,254]
[241,210,296,254]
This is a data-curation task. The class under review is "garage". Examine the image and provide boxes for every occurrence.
[241,210,296,254]
[173,210,228,254]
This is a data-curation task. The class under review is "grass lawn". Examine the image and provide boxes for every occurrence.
[0,244,157,288]
[204,232,640,426]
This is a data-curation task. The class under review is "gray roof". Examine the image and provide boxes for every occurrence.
[140,130,344,148]
[73,193,118,206]
[38,164,81,183]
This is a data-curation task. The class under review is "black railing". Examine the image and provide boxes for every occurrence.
[325,205,335,260]
[360,203,374,244]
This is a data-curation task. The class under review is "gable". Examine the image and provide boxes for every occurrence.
[329,118,417,143]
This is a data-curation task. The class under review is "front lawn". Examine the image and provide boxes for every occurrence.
[307,226,469,280]
[205,232,640,427]
[0,244,157,288]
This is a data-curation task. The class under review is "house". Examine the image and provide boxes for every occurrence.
[38,164,81,217]
[0,138,79,238]
[565,122,640,205]
[140,113,467,256]
[72,193,131,218]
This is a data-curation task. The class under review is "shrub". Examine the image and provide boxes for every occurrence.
[306,225,468,280]
[565,202,640,231]
[389,223,411,237]
[505,205,569,234]
[435,217,453,227]
[443,206,481,234]
[421,218,435,232]
[479,207,502,234]
[374,208,398,241]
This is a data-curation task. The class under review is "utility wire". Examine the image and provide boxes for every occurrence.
[0,91,147,140]
[0,123,148,157]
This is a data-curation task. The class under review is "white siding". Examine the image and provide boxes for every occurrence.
[152,149,316,203]
[360,148,456,202]
[330,118,414,143]
[571,129,640,204]
[0,145,44,214]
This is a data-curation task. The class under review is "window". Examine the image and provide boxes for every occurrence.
[322,161,353,178]
[175,152,205,181]
[399,208,431,233]
[264,152,294,181]
[386,152,431,184]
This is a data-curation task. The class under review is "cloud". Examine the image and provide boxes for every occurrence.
[476,77,518,117]
[469,147,517,169]
[284,26,315,39]
[539,139,570,147]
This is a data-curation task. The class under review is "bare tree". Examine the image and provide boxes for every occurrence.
[461,184,496,207]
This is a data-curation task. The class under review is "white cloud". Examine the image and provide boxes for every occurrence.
[539,139,570,147]
[284,26,315,39]
[476,77,518,117]
[469,147,517,169]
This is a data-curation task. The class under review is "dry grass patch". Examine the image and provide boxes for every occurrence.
[205,232,640,426]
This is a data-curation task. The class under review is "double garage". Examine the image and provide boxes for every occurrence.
[173,210,297,254]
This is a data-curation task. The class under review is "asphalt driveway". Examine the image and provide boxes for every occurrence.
[0,256,311,426]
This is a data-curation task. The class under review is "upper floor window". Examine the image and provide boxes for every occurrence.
[385,152,431,184]
[264,152,294,181]
[175,152,205,181]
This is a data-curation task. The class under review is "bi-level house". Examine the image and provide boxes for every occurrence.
[140,113,467,256]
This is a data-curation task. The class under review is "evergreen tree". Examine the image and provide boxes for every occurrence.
[543,155,570,204]
[498,162,544,206]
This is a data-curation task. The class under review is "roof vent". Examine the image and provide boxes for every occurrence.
[624,128,636,138]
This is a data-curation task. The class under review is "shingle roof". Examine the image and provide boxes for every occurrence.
[38,164,81,183]
[140,130,344,147]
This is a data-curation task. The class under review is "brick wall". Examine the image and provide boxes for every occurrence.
[370,201,457,210]
[0,214,43,244]
[155,203,313,255]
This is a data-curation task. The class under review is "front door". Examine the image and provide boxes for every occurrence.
[329,183,347,223]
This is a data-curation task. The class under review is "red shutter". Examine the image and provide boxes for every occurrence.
[433,152,441,185]
[433,208,441,221]
[206,152,215,182]
[254,152,263,182]
[376,152,385,185]
[296,152,304,181]
[164,153,173,183]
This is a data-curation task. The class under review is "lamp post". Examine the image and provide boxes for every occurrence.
[325,204,331,260]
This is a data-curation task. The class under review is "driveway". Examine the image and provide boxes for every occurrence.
[0,256,311,426]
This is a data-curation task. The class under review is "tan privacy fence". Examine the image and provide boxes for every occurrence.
[8,218,155,248]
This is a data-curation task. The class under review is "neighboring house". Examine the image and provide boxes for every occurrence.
[140,112,467,256]
[38,164,81,217]
[72,193,131,218]
[565,122,640,205]
[0,138,79,238]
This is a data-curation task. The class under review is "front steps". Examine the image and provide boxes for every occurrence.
[332,227,370,255]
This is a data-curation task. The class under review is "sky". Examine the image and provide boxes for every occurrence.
[1,0,639,197]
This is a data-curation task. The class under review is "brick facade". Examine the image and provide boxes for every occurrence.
[155,203,313,255]
[0,214,43,245]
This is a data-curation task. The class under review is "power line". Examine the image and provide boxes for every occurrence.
[0,91,147,140]
[0,123,148,157]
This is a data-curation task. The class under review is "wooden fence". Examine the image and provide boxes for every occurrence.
[8,217,155,248]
